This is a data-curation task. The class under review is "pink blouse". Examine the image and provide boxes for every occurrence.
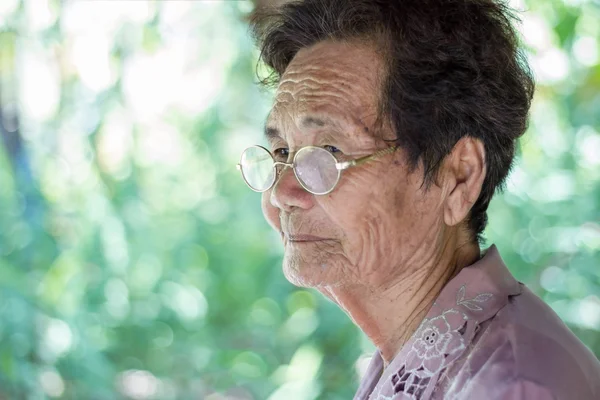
[354,245,600,400]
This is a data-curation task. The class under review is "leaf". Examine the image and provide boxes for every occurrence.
[472,293,493,303]
[460,302,483,311]
[456,285,466,303]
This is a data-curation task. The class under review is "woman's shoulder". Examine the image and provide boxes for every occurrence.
[443,284,600,399]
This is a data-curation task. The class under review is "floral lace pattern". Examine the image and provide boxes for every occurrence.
[370,285,493,400]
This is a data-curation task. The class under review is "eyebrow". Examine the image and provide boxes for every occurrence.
[301,116,331,129]
[264,126,281,143]
[264,115,340,142]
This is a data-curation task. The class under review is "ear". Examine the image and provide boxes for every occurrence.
[442,137,486,227]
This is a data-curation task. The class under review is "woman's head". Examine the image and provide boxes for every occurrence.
[249,0,534,288]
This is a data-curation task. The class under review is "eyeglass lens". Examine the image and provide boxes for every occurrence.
[294,147,339,194]
[240,146,275,192]
[240,146,340,194]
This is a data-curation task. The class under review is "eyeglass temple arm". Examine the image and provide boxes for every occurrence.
[336,146,397,170]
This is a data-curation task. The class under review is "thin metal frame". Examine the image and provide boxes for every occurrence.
[236,144,397,195]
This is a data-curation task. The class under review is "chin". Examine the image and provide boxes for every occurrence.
[281,254,340,288]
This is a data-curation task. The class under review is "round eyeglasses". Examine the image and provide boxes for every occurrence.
[236,145,397,195]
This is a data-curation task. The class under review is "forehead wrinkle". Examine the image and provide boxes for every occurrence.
[268,41,385,149]
[284,49,381,93]
[275,82,356,113]
[272,78,366,134]
[269,90,379,148]
[277,56,370,96]
[277,71,364,103]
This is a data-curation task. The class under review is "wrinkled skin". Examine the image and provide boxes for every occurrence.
[260,40,485,363]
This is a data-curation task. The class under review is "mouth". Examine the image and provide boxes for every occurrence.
[285,234,329,242]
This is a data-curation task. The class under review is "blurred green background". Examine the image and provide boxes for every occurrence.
[0,0,598,399]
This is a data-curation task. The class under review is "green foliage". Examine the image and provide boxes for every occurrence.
[0,0,598,399]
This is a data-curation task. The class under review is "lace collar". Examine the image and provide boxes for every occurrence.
[355,245,522,400]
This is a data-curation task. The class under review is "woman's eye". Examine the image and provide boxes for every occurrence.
[324,145,341,154]
[273,148,289,160]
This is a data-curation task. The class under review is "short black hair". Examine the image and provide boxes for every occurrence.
[250,0,535,243]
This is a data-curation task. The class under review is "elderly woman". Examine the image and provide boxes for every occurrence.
[237,0,600,399]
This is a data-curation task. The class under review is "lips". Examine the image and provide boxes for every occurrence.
[286,234,328,242]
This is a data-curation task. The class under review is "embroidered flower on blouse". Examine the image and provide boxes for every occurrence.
[370,285,494,400]
[404,309,467,375]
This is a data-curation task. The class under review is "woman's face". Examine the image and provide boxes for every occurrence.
[261,40,447,290]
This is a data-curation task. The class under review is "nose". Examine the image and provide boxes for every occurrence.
[270,164,314,211]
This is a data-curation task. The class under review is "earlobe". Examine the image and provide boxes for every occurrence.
[443,137,486,227]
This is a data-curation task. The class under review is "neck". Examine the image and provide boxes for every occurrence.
[318,237,480,366]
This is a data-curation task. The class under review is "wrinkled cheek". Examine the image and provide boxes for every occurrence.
[261,191,280,231]
[318,191,355,227]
